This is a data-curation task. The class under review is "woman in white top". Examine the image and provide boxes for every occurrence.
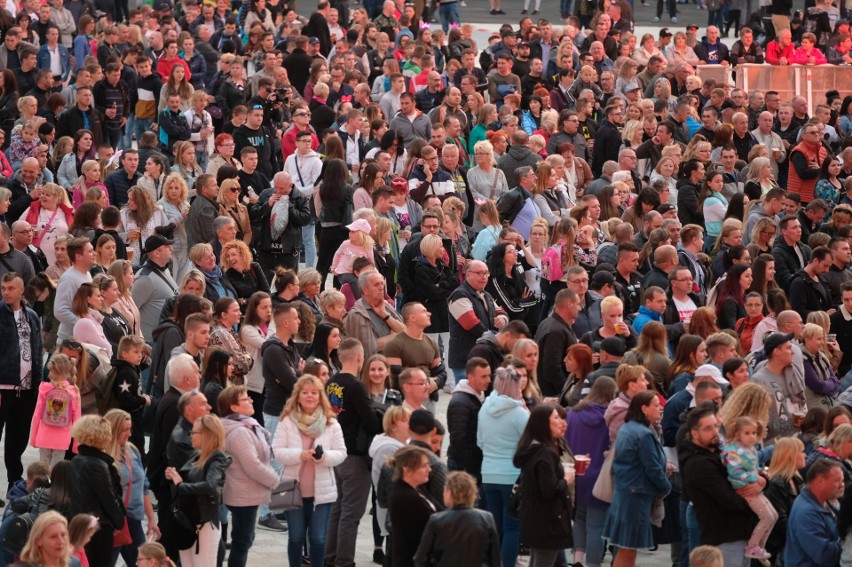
[158,173,191,281]
[19,182,72,267]
[273,375,347,567]
[238,292,273,408]
[120,186,169,267]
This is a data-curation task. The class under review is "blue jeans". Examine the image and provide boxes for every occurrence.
[302,221,316,268]
[110,517,146,567]
[284,498,333,567]
[678,500,700,567]
[119,114,136,151]
[134,117,154,145]
[438,2,460,32]
[259,413,282,521]
[482,483,519,567]
[560,0,572,16]
[226,505,258,567]
[573,505,608,567]
[718,540,748,567]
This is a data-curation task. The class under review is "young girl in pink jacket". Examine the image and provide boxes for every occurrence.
[30,354,82,467]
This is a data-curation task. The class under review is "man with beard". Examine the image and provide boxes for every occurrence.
[680,405,756,566]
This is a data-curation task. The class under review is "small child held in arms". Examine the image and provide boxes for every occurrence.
[8,121,44,170]
[30,354,81,468]
[113,335,152,454]
[722,416,778,564]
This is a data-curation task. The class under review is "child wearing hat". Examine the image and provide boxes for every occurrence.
[331,218,376,288]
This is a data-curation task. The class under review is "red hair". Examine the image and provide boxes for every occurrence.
[214,133,234,149]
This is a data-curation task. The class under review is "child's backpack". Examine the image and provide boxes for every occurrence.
[95,367,120,415]
[43,386,74,429]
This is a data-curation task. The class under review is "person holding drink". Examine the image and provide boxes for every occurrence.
[580,296,638,359]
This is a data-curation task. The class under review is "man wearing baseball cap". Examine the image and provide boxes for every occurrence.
[132,229,178,339]
[752,332,807,442]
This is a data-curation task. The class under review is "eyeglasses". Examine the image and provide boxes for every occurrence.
[219,142,235,147]
[675,277,694,283]
[294,112,311,117]
[61,339,82,350]
[468,270,490,276]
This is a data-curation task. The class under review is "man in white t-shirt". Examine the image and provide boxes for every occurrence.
[666,266,702,335]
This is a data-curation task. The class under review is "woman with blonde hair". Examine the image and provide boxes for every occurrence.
[17,511,74,567]
[222,240,270,307]
[70,159,108,210]
[120,185,169,266]
[663,31,699,66]
[764,437,806,563]
[104,408,160,565]
[108,259,142,337]
[471,200,502,260]
[20,182,73,267]
[800,322,842,409]
[165,414,231,567]
[718,382,772,437]
[531,162,568,226]
[158,172,191,280]
[468,139,508,205]
[218,178,252,245]
[806,310,843,370]
[633,33,663,66]
[273,374,347,567]
[69,415,125,565]
[744,156,777,200]
[469,103,497,152]
[511,340,542,406]
[748,217,778,257]
[171,140,203,194]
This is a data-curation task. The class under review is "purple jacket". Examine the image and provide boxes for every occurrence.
[565,402,611,509]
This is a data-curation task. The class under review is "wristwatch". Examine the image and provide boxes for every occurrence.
[382,314,391,322]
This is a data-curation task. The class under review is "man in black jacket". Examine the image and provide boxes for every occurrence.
[535,288,580,397]
[282,35,314,97]
[148,354,201,560]
[680,405,756,564]
[233,104,276,180]
[447,357,490,483]
[166,390,210,472]
[789,246,834,320]
[326,338,380,567]
[591,104,624,176]
[468,320,530,382]
[55,86,106,149]
[103,149,141,208]
[772,215,812,290]
[157,93,191,156]
[256,171,312,276]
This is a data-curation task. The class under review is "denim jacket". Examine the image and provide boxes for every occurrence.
[38,43,71,82]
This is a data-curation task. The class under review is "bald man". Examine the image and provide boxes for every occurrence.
[256,170,312,274]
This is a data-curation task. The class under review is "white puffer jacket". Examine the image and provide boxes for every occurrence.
[272,415,348,505]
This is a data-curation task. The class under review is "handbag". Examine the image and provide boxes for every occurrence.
[269,476,302,511]
[113,454,133,547]
[592,448,615,503]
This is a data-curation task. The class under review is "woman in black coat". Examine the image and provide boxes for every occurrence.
[414,471,500,567]
[315,159,355,289]
[68,415,126,567]
[676,159,706,230]
[389,446,441,567]
[411,233,460,341]
[512,404,574,567]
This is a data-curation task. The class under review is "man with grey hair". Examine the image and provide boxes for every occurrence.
[751,110,786,178]
[256,170,311,274]
[167,389,211,476]
[585,161,619,196]
[343,270,405,359]
[149,352,201,559]
[732,111,757,161]
[210,216,237,263]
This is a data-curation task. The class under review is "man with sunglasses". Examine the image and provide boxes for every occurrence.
[281,103,318,162]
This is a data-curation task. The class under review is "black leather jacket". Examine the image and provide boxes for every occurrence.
[414,506,501,567]
[174,450,232,526]
[68,445,125,529]
[167,417,196,471]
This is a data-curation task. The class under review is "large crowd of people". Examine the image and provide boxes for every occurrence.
[1,0,852,566]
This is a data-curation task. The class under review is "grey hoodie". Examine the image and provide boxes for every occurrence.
[368,433,406,535]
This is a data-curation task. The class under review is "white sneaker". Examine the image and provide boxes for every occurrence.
[672,16,678,22]
[652,16,660,21]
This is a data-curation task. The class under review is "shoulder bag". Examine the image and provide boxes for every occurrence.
[592,448,615,503]
[269,461,303,512]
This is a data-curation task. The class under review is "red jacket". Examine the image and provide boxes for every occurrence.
[765,41,796,65]
[156,56,192,83]
[25,201,74,229]
[791,46,828,65]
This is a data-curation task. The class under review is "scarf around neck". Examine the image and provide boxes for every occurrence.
[290,407,327,438]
